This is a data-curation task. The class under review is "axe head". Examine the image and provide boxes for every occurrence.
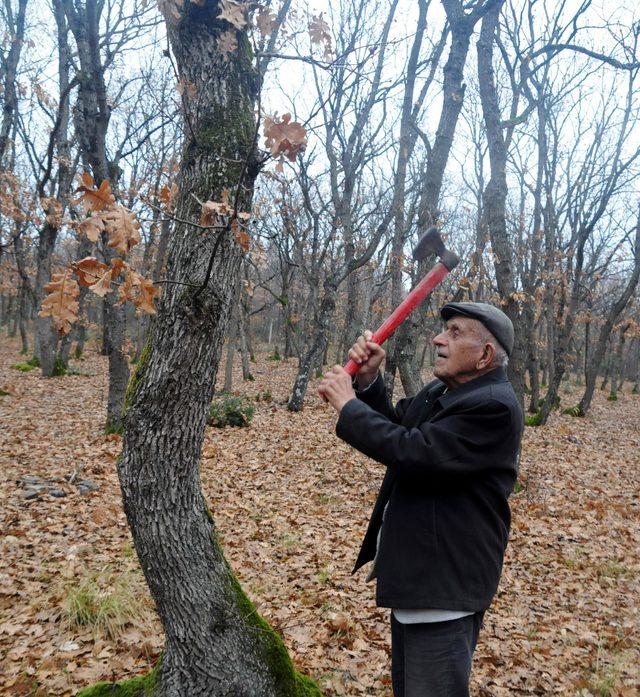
[412,226,459,271]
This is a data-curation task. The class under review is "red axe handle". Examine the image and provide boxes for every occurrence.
[343,260,453,377]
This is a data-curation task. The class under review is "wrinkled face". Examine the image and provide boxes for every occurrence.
[432,316,487,389]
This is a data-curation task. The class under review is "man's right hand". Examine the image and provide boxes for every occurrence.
[348,330,385,389]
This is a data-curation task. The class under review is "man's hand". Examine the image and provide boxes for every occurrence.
[318,365,356,413]
[348,330,385,388]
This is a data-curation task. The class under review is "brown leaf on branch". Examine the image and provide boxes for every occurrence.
[38,270,79,335]
[73,173,115,212]
[217,0,247,30]
[256,5,277,36]
[101,205,141,254]
[200,191,232,225]
[74,257,109,287]
[121,269,158,314]
[117,269,137,305]
[231,218,250,252]
[263,113,307,162]
[77,213,104,243]
[159,183,178,211]
[135,275,158,314]
[308,13,332,59]
[88,266,115,297]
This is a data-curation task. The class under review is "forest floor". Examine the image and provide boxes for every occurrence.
[0,334,638,696]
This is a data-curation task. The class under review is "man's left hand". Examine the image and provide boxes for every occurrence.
[318,365,356,413]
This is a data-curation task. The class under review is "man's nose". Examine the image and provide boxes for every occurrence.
[433,332,445,346]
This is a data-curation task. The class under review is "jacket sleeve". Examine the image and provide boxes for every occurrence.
[336,395,516,482]
[352,372,414,424]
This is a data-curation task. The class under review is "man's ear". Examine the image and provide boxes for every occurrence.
[477,342,495,370]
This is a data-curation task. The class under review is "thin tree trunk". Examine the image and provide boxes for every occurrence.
[223,316,238,393]
[477,0,526,407]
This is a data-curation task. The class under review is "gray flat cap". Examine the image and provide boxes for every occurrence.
[440,301,514,356]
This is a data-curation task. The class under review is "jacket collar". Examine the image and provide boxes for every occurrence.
[435,366,509,408]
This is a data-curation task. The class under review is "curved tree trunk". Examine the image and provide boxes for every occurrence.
[118,4,319,695]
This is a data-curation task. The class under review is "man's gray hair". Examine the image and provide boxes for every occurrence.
[474,320,509,368]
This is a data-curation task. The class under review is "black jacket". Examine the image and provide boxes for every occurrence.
[336,367,523,611]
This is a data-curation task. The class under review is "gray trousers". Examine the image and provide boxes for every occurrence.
[391,611,484,697]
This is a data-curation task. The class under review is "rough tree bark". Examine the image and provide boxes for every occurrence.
[477,0,527,407]
[116,3,320,695]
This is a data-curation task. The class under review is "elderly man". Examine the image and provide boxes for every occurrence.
[318,302,523,697]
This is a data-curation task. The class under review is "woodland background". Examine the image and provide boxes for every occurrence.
[0,0,639,695]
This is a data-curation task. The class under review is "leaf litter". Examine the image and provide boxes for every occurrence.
[0,335,638,695]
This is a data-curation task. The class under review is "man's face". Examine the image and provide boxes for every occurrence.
[432,316,486,389]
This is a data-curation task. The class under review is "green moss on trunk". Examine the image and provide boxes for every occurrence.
[124,342,151,414]
[227,570,322,696]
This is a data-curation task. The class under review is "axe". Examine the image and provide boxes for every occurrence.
[343,227,459,377]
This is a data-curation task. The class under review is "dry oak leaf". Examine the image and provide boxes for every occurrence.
[77,212,105,243]
[256,5,277,36]
[127,269,158,314]
[102,205,141,254]
[88,265,115,297]
[118,268,137,305]
[159,183,178,210]
[201,199,231,226]
[74,257,109,287]
[308,14,330,44]
[217,29,237,61]
[232,218,250,252]
[308,13,332,58]
[263,113,307,162]
[38,270,79,335]
[217,0,247,30]
[74,172,115,212]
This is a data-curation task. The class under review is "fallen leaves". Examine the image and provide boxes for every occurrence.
[0,337,638,695]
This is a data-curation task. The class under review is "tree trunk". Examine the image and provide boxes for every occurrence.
[118,4,319,694]
[577,212,640,414]
[35,223,60,375]
[223,315,238,393]
[477,0,527,408]
[609,326,627,400]
[385,0,488,395]
[18,284,29,355]
[63,0,129,431]
[288,283,337,411]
